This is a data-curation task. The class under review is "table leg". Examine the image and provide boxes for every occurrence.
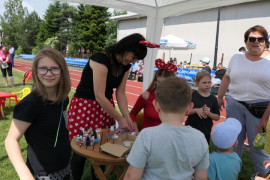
[113,166,122,178]
[118,165,128,180]
[104,165,115,177]
[92,165,107,180]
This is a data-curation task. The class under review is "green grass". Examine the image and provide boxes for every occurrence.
[0,68,255,180]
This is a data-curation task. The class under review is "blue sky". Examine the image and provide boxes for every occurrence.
[0,0,80,19]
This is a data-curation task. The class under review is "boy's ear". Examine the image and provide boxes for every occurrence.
[153,99,160,113]
[185,102,194,116]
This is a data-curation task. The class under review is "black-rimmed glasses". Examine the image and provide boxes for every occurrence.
[248,37,265,43]
[37,67,61,75]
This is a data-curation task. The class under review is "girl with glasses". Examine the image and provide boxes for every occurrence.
[5,48,72,180]
[218,25,270,176]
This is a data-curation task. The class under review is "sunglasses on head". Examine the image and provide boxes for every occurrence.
[248,37,265,43]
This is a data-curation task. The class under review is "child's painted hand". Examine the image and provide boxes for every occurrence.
[263,160,270,169]
[196,108,207,119]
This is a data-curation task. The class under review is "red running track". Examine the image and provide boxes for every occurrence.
[13,59,228,127]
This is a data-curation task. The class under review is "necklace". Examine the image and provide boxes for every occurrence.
[53,100,64,147]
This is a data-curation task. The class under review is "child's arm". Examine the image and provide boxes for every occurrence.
[194,169,207,180]
[124,165,144,180]
[5,119,34,180]
[205,109,220,121]
[129,91,148,134]
[189,108,207,119]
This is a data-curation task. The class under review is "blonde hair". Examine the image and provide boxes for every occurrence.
[146,69,175,91]
[32,48,71,104]
[195,71,211,83]
[155,77,192,113]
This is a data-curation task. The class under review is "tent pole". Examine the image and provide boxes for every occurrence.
[189,53,192,65]
[213,7,221,70]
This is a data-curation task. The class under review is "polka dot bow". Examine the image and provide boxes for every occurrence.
[139,41,160,48]
[155,58,177,73]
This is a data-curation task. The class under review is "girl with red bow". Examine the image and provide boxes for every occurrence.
[130,59,177,133]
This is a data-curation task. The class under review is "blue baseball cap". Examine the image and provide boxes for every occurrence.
[211,118,242,149]
[200,57,210,63]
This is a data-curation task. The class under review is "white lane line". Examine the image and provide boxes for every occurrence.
[70,78,80,82]
[126,92,140,96]
[114,100,133,109]
[126,84,142,89]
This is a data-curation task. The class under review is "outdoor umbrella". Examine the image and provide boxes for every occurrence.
[159,34,196,60]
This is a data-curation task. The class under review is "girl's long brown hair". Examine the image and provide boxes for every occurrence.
[32,48,71,104]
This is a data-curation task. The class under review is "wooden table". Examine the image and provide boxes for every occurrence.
[71,129,129,180]
[0,92,18,119]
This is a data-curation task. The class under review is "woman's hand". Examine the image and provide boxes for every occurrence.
[218,97,225,111]
[196,108,207,119]
[132,121,139,135]
[118,117,133,131]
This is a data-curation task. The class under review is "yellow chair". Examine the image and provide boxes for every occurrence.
[8,87,31,108]
[136,112,144,132]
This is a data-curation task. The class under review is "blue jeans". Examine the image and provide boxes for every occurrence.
[226,95,270,174]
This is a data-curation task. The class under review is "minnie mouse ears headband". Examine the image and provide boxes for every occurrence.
[155,58,177,73]
[139,41,160,48]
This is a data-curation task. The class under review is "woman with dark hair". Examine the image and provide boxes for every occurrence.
[218,25,270,175]
[68,33,149,180]
[130,59,176,133]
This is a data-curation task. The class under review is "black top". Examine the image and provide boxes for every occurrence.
[75,53,131,99]
[13,92,71,175]
[215,69,226,80]
[202,66,211,74]
[185,91,220,135]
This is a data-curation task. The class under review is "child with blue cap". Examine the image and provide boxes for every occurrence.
[208,118,242,180]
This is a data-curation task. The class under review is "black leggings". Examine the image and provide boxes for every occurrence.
[1,63,13,77]
[71,152,104,180]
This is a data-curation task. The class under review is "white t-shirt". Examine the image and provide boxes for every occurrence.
[9,47,14,54]
[226,53,270,101]
[127,123,209,180]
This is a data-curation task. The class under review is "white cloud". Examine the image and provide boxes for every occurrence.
[22,1,35,13]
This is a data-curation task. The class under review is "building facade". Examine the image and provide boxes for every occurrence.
[114,0,270,68]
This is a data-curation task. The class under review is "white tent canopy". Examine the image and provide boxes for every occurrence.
[58,0,261,90]
[160,34,196,49]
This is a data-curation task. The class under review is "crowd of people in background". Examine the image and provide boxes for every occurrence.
[3,24,270,180]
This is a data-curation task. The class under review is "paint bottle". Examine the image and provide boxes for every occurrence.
[110,122,114,133]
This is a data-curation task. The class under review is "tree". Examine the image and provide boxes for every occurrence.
[105,9,127,48]
[0,0,28,49]
[70,5,109,55]
[36,2,76,54]
[22,12,40,53]
[57,3,77,54]
[88,6,109,54]
[36,2,62,46]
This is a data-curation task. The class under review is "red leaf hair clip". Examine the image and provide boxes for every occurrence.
[139,41,160,48]
[155,58,177,73]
